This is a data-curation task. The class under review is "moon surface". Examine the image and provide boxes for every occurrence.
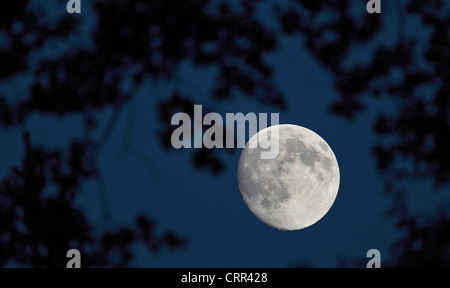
[237,124,340,231]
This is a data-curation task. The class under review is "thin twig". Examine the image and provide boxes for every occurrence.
[96,171,112,225]
[393,0,405,43]
[92,87,138,225]
[117,100,136,158]
[93,105,124,158]
[127,145,160,183]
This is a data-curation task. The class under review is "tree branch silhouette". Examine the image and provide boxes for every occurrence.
[0,0,284,267]
[279,0,450,267]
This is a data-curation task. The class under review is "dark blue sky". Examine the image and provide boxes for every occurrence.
[0,0,444,267]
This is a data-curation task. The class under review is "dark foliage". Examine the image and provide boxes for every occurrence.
[0,133,186,267]
[0,0,282,267]
[1,0,449,267]
[279,0,450,267]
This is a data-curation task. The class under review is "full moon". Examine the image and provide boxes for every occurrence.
[237,124,340,231]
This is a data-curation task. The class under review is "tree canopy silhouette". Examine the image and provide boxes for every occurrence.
[1,0,449,267]
[279,0,450,267]
[0,0,284,267]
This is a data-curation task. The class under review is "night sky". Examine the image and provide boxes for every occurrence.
[0,0,447,268]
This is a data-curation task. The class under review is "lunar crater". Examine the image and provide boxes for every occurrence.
[299,147,321,168]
